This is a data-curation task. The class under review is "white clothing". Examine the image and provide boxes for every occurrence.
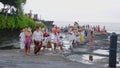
[68,33,76,41]
[32,31,43,41]
[47,36,51,42]
[20,42,25,49]
[76,36,80,43]
[19,32,25,42]
[68,33,76,47]
[53,35,58,43]
[81,31,85,37]
[19,32,25,49]
[42,37,48,46]
[58,38,63,45]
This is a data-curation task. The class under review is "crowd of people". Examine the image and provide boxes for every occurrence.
[19,22,107,56]
[19,26,64,55]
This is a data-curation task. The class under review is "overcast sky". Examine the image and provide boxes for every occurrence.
[0,0,120,23]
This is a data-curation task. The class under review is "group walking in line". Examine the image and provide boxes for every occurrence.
[19,22,107,55]
[19,26,64,55]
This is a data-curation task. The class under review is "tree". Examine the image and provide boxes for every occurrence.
[0,0,26,15]
[14,0,26,15]
[0,0,9,13]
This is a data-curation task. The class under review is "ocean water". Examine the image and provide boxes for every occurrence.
[54,21,120,34]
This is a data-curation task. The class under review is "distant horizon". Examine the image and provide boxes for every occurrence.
[53,20,120,23]
[53,21,120,27]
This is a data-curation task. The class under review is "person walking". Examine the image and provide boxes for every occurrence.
[19,28,25,50]
[68,31,76,50]
[47,33,52,50]
[89,30,94,48]
[58,36,64,54]
[53,33,59,53]
[32,27,43,55]
[24,28,32,55]
[42,28,49,51]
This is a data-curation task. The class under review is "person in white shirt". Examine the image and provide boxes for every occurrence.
[58,36,64,54]
[32,27,43,55]
[19,28,25,50]
[76,34,80,46]
[68,31,76,50]
[47,33,52,49]
[53,33,59,53]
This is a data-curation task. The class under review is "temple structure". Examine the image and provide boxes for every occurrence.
[28,10,54,31]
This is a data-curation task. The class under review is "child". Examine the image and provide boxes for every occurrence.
[53,33,58,53]
[47,33,52,50]
[58,36,64,54]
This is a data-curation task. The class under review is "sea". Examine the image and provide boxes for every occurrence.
[54,21,120,34]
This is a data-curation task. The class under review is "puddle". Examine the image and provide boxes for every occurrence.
[67,54,93,65]
[67,54,107,65]
[82,54,106,61]
[93,49,109,55]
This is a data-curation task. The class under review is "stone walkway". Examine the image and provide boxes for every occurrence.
[0,49,106,68]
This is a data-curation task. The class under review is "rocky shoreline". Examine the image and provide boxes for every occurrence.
[63,33,120,67]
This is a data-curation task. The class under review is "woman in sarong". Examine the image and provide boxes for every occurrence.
[25,28,32,55]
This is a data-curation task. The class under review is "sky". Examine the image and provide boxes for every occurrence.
[0,0,120,23]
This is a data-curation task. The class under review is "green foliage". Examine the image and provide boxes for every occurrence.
[35,22,47,28]
[0,14,7,29]
[15,15,36,29]
[0,0,26,15]
[0,14,36,29]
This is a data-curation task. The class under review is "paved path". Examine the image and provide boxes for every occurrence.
[0,49,106,68]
